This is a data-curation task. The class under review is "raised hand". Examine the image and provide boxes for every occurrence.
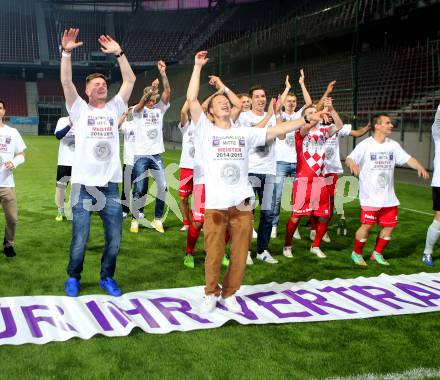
[326,80,336,94]
[151,78,160,91]
[61,28,83,52]
[323,97,334,111]
[208,75,224,90]
[268,98,276,116]
[98,35,122,55]
[285,75,291,89]
[298,69,305,86]
[195,51,209,66]
[275,95,282,114]
[157,60,166,74]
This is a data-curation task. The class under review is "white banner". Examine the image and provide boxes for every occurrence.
[1,272,440,345]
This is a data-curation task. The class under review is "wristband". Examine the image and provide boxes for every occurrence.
[12,155,25,168]
[224,87,230,94]
[115,51,125,58]
[61,50,72,58]
[304,114,311,124]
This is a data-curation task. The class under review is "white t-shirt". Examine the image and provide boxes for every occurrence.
[0,125,26,187]
[120,110,137,166]
[431,105,440,187]
[324,124,352,174]
[195,113,266,209]
[237,110,276,175]
[347,136,411,207]
[275,109,303,163]
[67,95,126,186]
[178,121,195,169]
[133,100,170,156]
[54,116,75,166]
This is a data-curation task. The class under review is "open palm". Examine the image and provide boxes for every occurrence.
[98,35,121,55]
[61,28,83,51]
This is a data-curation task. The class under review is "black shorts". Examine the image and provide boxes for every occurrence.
[433,187,440,211]
[56,165,72,187]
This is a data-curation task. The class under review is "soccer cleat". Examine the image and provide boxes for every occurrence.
[351,251,367,266]
[271,226,277,238]
[151,219,165,233]
[130,219,139,233]
[222,295,242,313]
[100,277,122,297]
[55,212,64,222]
[256,250,278,264]
[183,254,195,269]
[200,294,217,313]
[422,254,435,267]
[283,246,293,258]
[370,251,390,266]
[309,229,316,241]
[293,228,301,240]
[322,232,331,243]
[222,255,230,267]
[139,212,145,219]
[310,246,327,258]
[3,245,16,257]
[252,229,258,239]
[246,251,254,265]
[180,225,189,232]
[65,277,80,297]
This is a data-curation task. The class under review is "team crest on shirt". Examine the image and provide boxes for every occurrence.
[220,163,240,185]
[189,146,195,158]
[108,117,114,127]
[325,146,335,160]
[126,112,133,122]
[87,117,95,126]
[285,134,295,147]
[5,136,11,144]
[239,137,245,147]
[390,153,394,160]
[212,138,220,146]
[370,153,377,160]
[376,172,388,189]
[147,129,158,139]
[93,141,112,161]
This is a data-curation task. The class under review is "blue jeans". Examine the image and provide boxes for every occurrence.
[248,173,275,254]
[271,161,297,226]
[132,154,167,219]
[67,182,122,280]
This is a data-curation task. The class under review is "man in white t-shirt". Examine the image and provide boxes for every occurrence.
[54,116,75,221]
[0,100,26,258]
[423,104,440,266]
[346,114,428,266]
[60,28,136,297]
[130,60,171,234]
[271,70,312,240]
[187,51,327,314]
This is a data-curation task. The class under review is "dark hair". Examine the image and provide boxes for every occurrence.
[86,73,108,85]
[370,113,388,131]
[0,100,5,109]
[249,85,267,98]
[237,93,250,99]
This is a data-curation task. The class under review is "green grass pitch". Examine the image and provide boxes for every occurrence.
[0,136,439,379]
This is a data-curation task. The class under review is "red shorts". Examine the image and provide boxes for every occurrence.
[360,206,398,227]
[179,168,193,197]
[292,177,330,218]
[325,173,339,198]
[192,184,205,224]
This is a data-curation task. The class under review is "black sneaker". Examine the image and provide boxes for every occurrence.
[4,246,16,257]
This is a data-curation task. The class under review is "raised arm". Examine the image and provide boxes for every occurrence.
[298,69,313,106]
[133,79,159,113]
[406,157,430,180]
[350,122,371,138]
[208,75,242,121]
[157,60,171,105]
[60,28,83,109]
[98,35,136,104]
[201,89,223,112]
[316,80,336,111]
[325,98,344,136]
[277,75,291,110]
[186,51,209,125]
[180,100,190,126]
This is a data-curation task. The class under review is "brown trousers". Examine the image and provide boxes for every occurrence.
[0,187,17,247]
[204,205,253,298]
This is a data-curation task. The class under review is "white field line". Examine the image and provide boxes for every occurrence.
[323,367,440,380]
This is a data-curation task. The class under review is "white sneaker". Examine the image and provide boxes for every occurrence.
[310,229,316,241]
[310,246,327,258]
[283,246,293,258]
[222,295,242,313]
[139,212,145,219]
[122,212,128,219]
[271,226,277,238]
[151,218,165,233]
[252,229,258,239]
[246,251,254,265]
[256,250,278,264]
[180,225,189,231]
[293,228,301,240]
[130,219,139,233]
[322,232,331,243]
[200,294,217,313]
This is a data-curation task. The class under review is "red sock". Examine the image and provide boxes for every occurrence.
[313,221,328,247]
[310,216,318,231]
[225,230,231,245]
[186,223,201,254]
[375,237,390,254]
[353,239,367,255]
[284,218,299,247]
[183,219,190,226]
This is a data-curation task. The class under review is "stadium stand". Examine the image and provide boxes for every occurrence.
[0,78,28,116]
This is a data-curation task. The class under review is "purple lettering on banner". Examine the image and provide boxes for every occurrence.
[246,291,312,318]
[149,297,212,325]
[55,306,77,332]
[349,285,427,309]
[236,296,258,320]
[319,286,379,312]
[393,283,440,307]
[104,299,160,329]
[283,290,356,315]
[21,305,57,338]
[0,307,17,339]
[86,301,114,331]
[416,282,440,292]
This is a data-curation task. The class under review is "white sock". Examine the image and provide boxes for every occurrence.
[424,220,440,255]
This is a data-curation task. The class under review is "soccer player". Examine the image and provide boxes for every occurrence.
[346,114,429,266]
[130,60,170,234]
[237,94,251,112]
[423,103,440,267]
[283,98,344,259]
[54,116,75,221]
[187,51,327,313]
[0,100,26,257]
[61,29,136,296]
[271,70,312,239]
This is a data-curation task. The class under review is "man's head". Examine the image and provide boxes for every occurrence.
[238,94,251,112]
[371,114,394,135]
[143,86,160,109]
[249,85,267,113]
[85,73,108,102]
[207,94,231,120]
[284,93,297,113]
[302,104,317,121]
[0,101,5,118]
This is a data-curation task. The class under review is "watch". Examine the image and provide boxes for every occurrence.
[115,51,125,58]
